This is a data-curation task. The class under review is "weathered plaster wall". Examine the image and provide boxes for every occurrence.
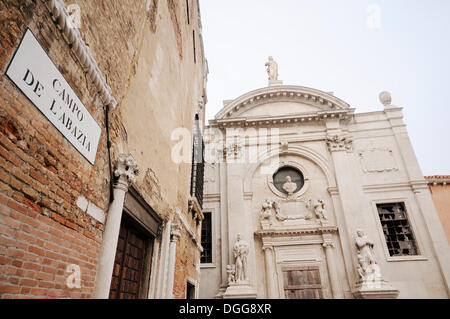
[0,0,207,299]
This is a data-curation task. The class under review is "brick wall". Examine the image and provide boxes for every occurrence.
[0,0,207,299]
[0,0,131,298]
[0,192,100,298]
[173,227,199,299]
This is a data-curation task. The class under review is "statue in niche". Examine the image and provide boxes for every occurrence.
[265,56,278,81]
[233,234,249,282]
[312,199,328,220]
[355,229,382,282]
[282,175,297,195]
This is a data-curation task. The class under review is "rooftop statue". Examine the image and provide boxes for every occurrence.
[265,56,278,81]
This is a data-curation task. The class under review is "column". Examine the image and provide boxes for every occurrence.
[322,239,343,298]
[166,221,181,298]
[94,154,138,299]
[263,246,278,298]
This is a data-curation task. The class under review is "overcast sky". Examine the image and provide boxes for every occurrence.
[199,0,450,176]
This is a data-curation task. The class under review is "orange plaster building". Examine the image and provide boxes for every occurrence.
[426,176,450,244]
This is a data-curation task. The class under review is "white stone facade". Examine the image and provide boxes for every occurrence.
[199,82,450,299]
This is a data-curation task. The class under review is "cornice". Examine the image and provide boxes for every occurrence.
[425,176,450,186]
[209,109,354,128]
[362,180,430,193]
[255,225,338,238]
[45,0,118,109]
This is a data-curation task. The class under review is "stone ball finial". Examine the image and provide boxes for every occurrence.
[379,91,392,107]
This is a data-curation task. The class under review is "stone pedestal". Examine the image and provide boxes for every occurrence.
[223,282,257,299]
[269,79,283,86]
[353,280,399,299]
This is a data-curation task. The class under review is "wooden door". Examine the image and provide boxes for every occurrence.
[282,266,323,299]
[109,220,148,299]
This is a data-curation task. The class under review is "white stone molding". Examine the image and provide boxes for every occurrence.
[256,225,338,238]
[45,0,118,109]
[210,109,353,128]
[326,135,353,152]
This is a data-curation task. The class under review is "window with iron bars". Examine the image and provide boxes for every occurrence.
[376,202,419,256]
[190,114,204,208]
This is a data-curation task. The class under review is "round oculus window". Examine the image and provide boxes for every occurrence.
[272,166,304,194]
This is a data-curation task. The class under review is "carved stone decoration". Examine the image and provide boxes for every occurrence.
[114,154,139,190]
[226,264,236,285]
[260,199,313,222]
[379,91,392,108]
[265,56,278,81]
[223,144,243,159]
[170,220,182,242]
[282,176,297,196]
[312,199,328,221]
[326,135,353,152]
[261,199,276,220]
[352,229,399,299]
[223,237,256,299]
[232,234,249,283]
[355,229,381,282]
[358,148,399,173]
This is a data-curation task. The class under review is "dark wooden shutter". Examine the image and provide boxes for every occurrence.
[282,267,323,299]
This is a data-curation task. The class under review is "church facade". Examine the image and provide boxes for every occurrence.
[199,60,450,299]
